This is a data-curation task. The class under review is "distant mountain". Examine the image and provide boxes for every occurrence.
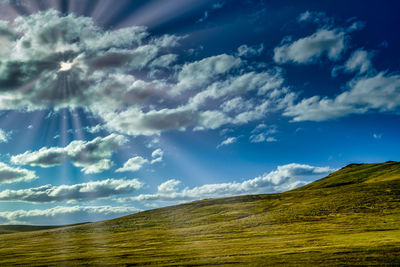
[1,161,399,266]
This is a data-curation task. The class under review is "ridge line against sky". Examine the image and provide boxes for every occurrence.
[0,0,399,225]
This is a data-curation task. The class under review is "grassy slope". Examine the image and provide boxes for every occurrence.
[0,161,399,266]
[0,223,89,235]
[0,225,65,235]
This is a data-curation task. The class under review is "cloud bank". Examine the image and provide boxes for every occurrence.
[0,205,140,225]
[118,163,334,203]
[0,10,290,137]
[0,178,142,203]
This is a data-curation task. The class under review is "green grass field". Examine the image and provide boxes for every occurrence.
[0,161,399,266]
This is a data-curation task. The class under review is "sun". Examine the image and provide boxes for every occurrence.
[59,61,74,72]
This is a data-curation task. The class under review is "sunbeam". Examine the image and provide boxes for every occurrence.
[0,3,399,265]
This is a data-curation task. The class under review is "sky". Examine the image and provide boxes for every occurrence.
[0,0,399,225]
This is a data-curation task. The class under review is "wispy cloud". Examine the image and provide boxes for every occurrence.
[373,133,382,139]
[0,129,8,143]
[217,137,237,148]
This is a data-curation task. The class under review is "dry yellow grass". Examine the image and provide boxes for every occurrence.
[0,161,399,266]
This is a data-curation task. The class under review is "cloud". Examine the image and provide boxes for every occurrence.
[0,128,8,143]
[249,133,277,143]
[0,10,293,138]
[0,162,36,184]
[0,205,140,225]
[249,124,277,143]
[174,54,242,94]
[84,124,104,134]
[103,107,200,136]
[237,44,264,58]
[118,163,334,202]
[188,69,284,109]
[197,2,224,23]
[297,11,332,26]
[217,137,237,148]
[332,49,374,77]
[285,72,400,121]
[0,10,179,112]
[373,133,382,139]
[11,134,127,174]
[151,148,164,164]
[344,49,373,74]
[274,29,346,64]
[0,178,142,203]
[212,2,224,9]
[197,10,208,23]
[221,97,252,113]
[116,156,148,172]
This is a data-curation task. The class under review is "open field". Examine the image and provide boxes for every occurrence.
[0,162,399,266]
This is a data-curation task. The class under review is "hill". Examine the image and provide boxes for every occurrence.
[0,225,65,235]
[0,161,399,266]
[0,222,89,235]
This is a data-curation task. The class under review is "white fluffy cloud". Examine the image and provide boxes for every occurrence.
[174,54,242,94]
[0,205,140,225]
[285,72,400,121]
[0,178,142,203]
[188,69,284,109]
[118,163,334,202]
[0,162,36,184]
[11,134,127,174]
[151,148,164,164]
[116,156,148,172]
[0,10,293,137]
[274,29,346,64]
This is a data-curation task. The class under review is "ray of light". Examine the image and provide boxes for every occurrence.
[158,135,222,187]
[0,4,23,21]
[7,1,31,16]
[114,0,210,29]
[69,0,95,17]
[89,0,130,28]
[0,110,50,154]
[30,0,48,11]
[30,0,58,12]
[70,109,86,141]
[58,0,69,14]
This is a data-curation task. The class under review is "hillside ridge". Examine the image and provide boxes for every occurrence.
[0,161,399,265]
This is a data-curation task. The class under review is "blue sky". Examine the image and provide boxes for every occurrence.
[0,0,399,225]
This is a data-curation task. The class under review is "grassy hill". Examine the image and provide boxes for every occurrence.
[0,161,399,266]
[0,225,66,235]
